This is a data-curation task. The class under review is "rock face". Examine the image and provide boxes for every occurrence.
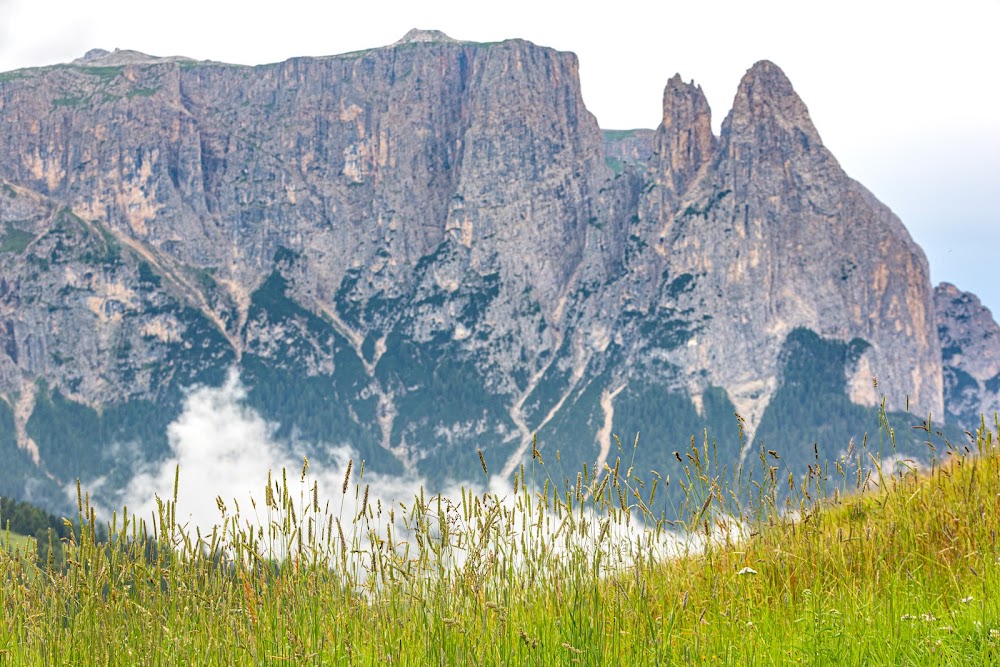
[935,283,1000,427]
[0,36,985,510]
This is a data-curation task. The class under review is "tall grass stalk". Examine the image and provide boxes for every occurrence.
[1,406,998,665]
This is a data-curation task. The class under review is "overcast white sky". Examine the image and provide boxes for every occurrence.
[1,0,997,316]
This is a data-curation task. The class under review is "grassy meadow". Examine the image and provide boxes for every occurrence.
[1,406,999,665]
[0,530,33,555]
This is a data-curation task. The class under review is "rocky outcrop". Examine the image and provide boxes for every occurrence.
[71,48,195,67]
[935,282,1000,427]
[392,29,464,45]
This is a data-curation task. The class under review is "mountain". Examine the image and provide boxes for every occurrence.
[935,283,1000,429]
[0,31,993,512]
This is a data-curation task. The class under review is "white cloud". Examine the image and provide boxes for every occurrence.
[120,369,294,532]
[113,369,484,557]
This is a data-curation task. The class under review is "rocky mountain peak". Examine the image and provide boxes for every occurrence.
[70,48,193,67]
[75,48,112,63]
[935,282,1000,425]
[723,60,822,150]
[936,282,995,319]
[653,74,715,195]
[392,29,462,45]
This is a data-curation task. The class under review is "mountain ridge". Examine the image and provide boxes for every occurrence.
[0,36,994,512]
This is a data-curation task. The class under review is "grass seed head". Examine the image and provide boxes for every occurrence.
[342,459,353,495]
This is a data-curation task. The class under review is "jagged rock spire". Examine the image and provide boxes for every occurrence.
[654,74,716,195]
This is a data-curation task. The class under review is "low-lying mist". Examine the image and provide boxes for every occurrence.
[73,369,695,570]
[105,369,485,538]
